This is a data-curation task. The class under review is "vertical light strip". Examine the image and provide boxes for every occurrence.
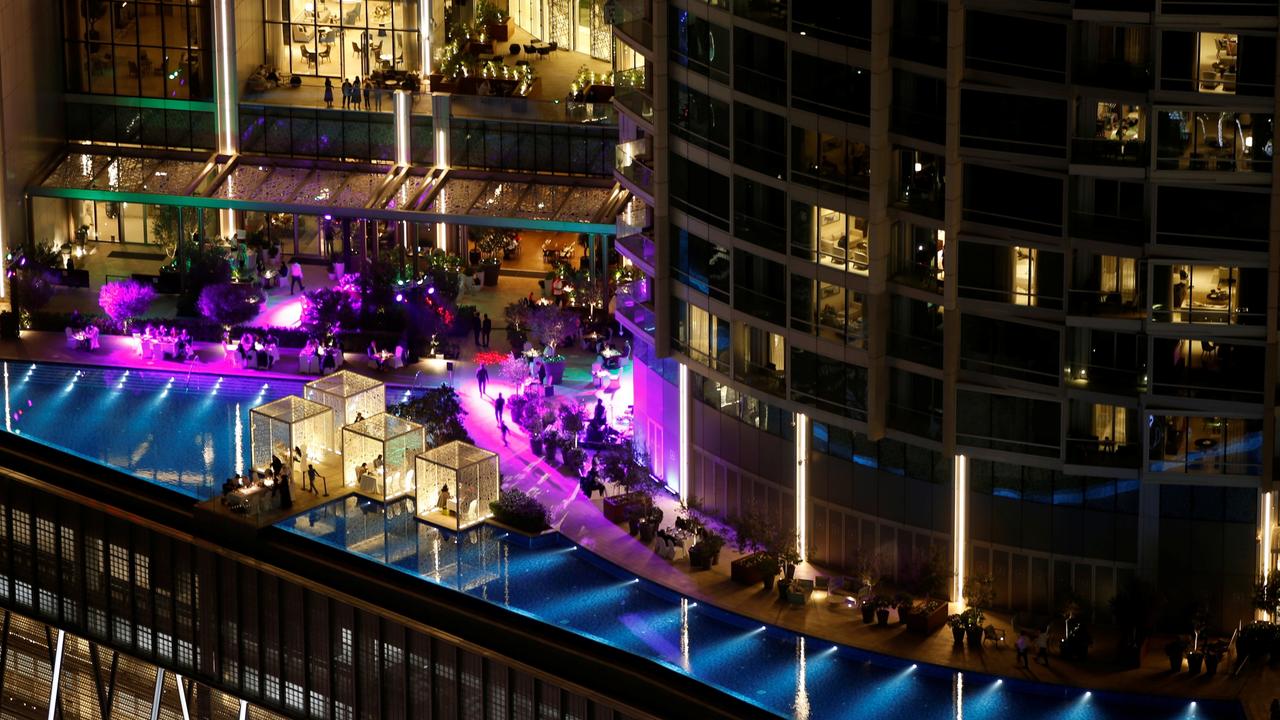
[394,90,411,166]
[4,362,10,432]
[213,0,236,154]
[678,363,689,503]
[435,129,449,169]
[1263,490,1274,619]
[795,413,809,562]
[419,0,432,77]
[953,454,969,605]
[149,669,165,720]
[238,700,249,720]
[174,674,192,720]
[46,630,66,720]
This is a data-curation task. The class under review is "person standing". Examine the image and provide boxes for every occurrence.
[341,77,352,109]
[472,312,483,345]
[289,257,305,294]
[494,392,505,426]
[363,81,371,111]
[481,314,493,348]
[476,364,489,396]
[352,77,362,109]
[323,78,334,108]
[374,83,383,111]
[1015,632,1030,669]
[1035,630,1050,666]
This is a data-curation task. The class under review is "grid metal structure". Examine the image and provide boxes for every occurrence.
[415,441,499,530]
[304,370,386,439]
[249,395,334,475]
[342,413,425,501]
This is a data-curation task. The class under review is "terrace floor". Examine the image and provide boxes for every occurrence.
[0,329,1276,718]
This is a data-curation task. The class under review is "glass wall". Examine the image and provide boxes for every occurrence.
[1149,263,1266,326]
[1155,110,1273,172]
[63,0,212,99]
[451,119,614,176]
[790,202,868,276]
[263,0,421,79]
[34,197,214,249]
[65,101,216,151]
[239,104,399,162]
[1148,415,1262,475]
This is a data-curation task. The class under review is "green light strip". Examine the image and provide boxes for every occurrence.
[63,94,217,113]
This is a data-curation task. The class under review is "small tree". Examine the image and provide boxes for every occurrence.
[390,385,473,447]
[850,548,883,596]
[197,282,264,325]
[963,574,996,624]
[1253,571,1280,618]
[558,399,586,445]
[526,304,580,355]
[300,286,359,336]
[98,279,155,329]
[473,229,514,262]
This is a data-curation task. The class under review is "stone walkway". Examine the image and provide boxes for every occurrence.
[1,329,1275,718]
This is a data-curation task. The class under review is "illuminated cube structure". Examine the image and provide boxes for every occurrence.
[416,441,499,530]
[304,370,386,441]
[342,413,424,502]
[249,396,334,479]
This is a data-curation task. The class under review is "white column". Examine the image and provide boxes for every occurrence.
[212,0,238,155]
[174,674,192,720]
[432,94,451,168]
[1262,489,1275,620]
[394,90,412,166]
[952,454,968,604]
[148,668,166,720]
[795,413,809,562]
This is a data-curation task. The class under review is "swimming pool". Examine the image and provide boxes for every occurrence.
[281,495,1231,720]
[0,362,1240,719]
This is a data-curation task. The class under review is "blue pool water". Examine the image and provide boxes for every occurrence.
[281,496,1230,720]
[0,363,1239,719]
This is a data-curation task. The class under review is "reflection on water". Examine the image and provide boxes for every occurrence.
[283,496,1226,720]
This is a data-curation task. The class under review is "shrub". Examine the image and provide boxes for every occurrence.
[98,279,156,326]
[197,282,264,325]
[526,304,580,353]
[489,488,550,534]
[301,285,359,335]
[389,385,473,447]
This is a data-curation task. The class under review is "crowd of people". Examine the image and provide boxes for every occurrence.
[226,329,280,370]
[140,324,196,361]
[221,447,327,514]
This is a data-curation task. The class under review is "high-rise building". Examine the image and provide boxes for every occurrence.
[612,0,1279,627]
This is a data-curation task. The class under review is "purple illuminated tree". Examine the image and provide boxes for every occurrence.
[197,282,265,325]
[98,279,156,329]
[526,304,580,355]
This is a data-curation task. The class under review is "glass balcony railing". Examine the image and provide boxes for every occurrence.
[1065,438,1141,468]
[615,19,653,52]
[616,230,656,269]
[614,87,654,125]
[1067,211,1147,244]
[616,298,657,337]
[615,137,654,195]
[1066,290,1146,319]
[1071,138,1148,166]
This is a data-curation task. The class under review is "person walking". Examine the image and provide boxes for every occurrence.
[352,77,362,109]
[1035,630,1050,666]
[1015,632,1030,669]
[494,392,505,426]
[499,419,509,446]
[341,77,352,109]
[323,78,334,108]
[476,364,489,396]
[481,314,493,348]
[472,311,483,345]
[289,257,305,294]
[363,81,371,110]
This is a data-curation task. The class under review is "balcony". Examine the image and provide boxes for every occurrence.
[1071,138,1148,167]
[616,299,656,338]
[1148,416,1262,477]
[733,360,785,399]
[614,19,653,55]
[614,138,654,198]
[613,87,654,128]
[1074,60,1151,92]
[1067,211,1147,245]
[615,230,656,273]
[1067,290,1145,319]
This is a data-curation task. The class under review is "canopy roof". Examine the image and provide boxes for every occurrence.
[344,413,422,441]
[251,395,332,423]
[305,370,383,399]
[418,440,498,470]
[32,150,621,234]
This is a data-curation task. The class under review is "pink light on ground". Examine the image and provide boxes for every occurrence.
[253,295,305,328]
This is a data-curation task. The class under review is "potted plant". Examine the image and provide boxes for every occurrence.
[1186,647,1204,674]
[850,548,883,603]
[1204,641,1226,676]
[861,599,877,625]
[875,597,891,626]
[947,614,966,645]
[702,531,725,566]
[729,506,773,585]
[1164,639,1187,672]
[963,608,984,647]
[893,593,913,625]
[558,400,586,446]
[527,305,580,383]
[473,229,513,285]
[758,555,780,591]
[777,577,791,601]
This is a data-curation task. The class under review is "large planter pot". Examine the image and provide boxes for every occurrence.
[777,579,791,601]
[529,437,544,456]
[545,359,566,384]
[951,626,965,645]
[482,263,500,286]
[1186,651,1204,675]
[875,608,891,626]
[1166,651,1184,672]
[690,546,713,571]
[487,17,511,41]
[861,605,876,624]
[904,603,949,635]
[762,575,776,592]
[602,492,642,523]
[730,553,769,586]
[966,626,984,647]
[638,521,655,543]
[1204,652,1222,676]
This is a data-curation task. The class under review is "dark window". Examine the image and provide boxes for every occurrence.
[892,0,947,67]
[792,0,870,49]
[1156,186,1268,251]
[670,224,730,302]
[669,153,730,230]
[733,28,786,105]
[733,252,786,325]
[964,165,1063,236]
[733,176,787,253]
[790,348,868,421]
[791,53,870,125]
[733,0,787,29]
[671,82,730,156]
[62,0,213,99]
[960,90,1067,158]
[957,390,1061,457]
[791,128,870,197]
[887,369,943,440]
[733,104,787,177]
[669,11,730,84]
[892,71,946,144]
[960,315,1061,385]
[965,12,1067,82]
